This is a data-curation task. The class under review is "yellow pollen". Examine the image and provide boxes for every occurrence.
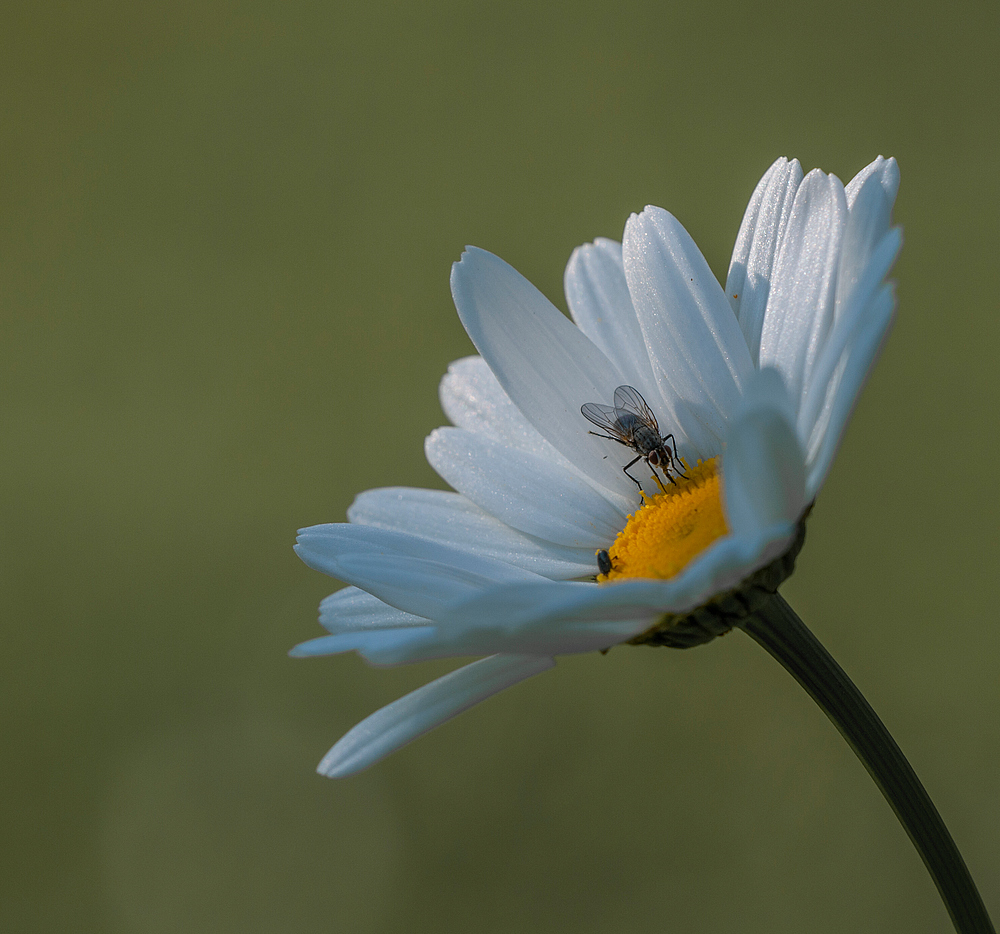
[598,458,727,582]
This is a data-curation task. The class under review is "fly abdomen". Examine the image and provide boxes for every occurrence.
[614,412,645,434]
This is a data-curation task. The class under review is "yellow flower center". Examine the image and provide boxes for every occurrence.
[598,458,728,581]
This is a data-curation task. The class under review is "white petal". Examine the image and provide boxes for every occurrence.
[439,356,565,459]
[354,607,647,661]
[296,524,538,581]
[799,227,902,441]
[291,633,357,657]
[441,579,652,628]
[725,157,804,364]
[806,283,896,496]
[290,627,436,659]
[356,630,446,667]
[759,170,848,412]
[845,155,900,210]
[305,589,444,667]
[450,247,635,497]
[423,617,645,657]
[722,368,807,537]
[348,487,597,579]
[834,170,897,328]
[564,238,658,389]
[316,654,555,777]
[623,206,753,453]
[318,586,430,634]
[425,427,628,546]
[330,552,532,619]
[564,241,700,460]
[439,523,796,633]
[295,524,542,617]
[439,357,630,502]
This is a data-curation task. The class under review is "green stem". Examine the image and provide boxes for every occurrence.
[741,593,994,934]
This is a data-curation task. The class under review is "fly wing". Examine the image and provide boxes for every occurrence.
[580,402,626,439]
[613,385,659,433]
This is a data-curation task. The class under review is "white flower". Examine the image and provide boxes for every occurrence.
[293,156,901,778]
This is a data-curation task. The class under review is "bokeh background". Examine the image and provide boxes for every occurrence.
[3,1,998,932]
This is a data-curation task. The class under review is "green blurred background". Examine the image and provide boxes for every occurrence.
[3,1,997,931]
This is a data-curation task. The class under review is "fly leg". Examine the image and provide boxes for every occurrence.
[588,431,630,447]
[662,433,688,480]
[621,454,646,493]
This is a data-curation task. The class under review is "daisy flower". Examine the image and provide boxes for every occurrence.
[292,158,1000,931]
[293,155,902,778]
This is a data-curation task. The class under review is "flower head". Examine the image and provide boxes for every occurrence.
[293,156,901,777]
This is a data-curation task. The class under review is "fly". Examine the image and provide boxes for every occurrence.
[596,549,613,576]
[581,385,686,494]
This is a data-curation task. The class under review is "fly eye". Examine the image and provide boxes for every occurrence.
[648,451,660,466]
